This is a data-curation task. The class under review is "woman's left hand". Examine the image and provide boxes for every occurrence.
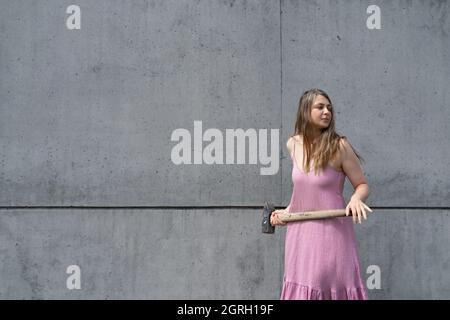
[345,196,373,224]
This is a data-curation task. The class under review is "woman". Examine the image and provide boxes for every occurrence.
[270,88,373,300]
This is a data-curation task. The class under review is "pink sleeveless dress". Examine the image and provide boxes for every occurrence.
[280,142,368,300]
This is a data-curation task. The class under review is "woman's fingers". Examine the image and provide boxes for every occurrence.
[351,207,358,224]
[270,213,278,226]
[346,204,356,223]
[360,202,373,222]
[271,209,288,226]
[270,214,276,226]
[275,214,286,225]
[354,207,361,224]
[363,203,373,213]
[347,201,373,224]
[270,212,286,226]
[358,206,362,224]
[361,204,367,221]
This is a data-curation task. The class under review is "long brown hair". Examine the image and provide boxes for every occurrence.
[290,88,364,175]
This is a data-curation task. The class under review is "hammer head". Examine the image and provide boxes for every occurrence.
[262,201,276,234]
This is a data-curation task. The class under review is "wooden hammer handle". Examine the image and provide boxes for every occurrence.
[278,209,347,222]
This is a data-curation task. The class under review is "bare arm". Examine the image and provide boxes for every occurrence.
[340,138,370,199]
[285,137,295,212]
[340,138,373,223]
[270,138,294,226]
[351,184,370,202]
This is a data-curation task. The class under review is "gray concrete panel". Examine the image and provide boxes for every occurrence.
[0,208,449,299]
[0,208,283,299]
[0,0,281,206]
[281,0,450,206]
[355,209,450,299]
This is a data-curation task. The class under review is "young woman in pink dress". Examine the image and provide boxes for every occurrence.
[270,88,373,300]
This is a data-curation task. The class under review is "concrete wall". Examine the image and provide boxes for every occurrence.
[0,0,449,299]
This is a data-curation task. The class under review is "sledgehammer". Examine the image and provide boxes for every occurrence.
[262,201,348,234]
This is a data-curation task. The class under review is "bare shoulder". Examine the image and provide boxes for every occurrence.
[337,137,353,158]
[337,137,367,187]
[286,135,301,154]
[286,136,294,155]
[289,134,302,144]
[330,137,350,170]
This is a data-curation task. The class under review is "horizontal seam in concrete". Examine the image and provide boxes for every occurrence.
[0,206,449,210]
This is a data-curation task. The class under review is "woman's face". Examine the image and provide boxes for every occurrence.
[310,94,332,130]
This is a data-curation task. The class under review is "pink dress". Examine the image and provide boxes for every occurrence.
[280,142,368,300]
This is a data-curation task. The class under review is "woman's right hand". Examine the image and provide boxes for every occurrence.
[270,209,287,226]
